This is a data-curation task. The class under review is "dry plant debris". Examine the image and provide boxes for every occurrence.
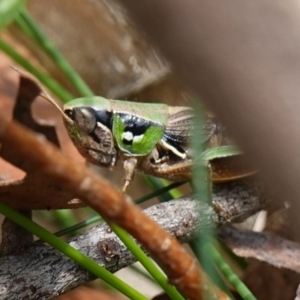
[3,74,293,299]
[0,75,83,209]
[0,188,264,299]
[0,75,229,300]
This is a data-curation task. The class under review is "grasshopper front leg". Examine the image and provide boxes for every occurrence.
[123,158,138,193]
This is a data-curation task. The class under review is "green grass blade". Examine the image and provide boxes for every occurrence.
[203,242,256,300]
[200,145,242,162]
[0,38,73,102]
[0,202,147,300]
[158,178,183,199]
[0,0,27,30]
[36,182,185,242]
[52,209,78,229]
[192,102,218,297]
[143,176,178,202]
[36,215,103,244]
[136,179,184,204]
[110,224,185,300]
[189,239,235,299]
[54,215,103,237]
[16,9,94,97]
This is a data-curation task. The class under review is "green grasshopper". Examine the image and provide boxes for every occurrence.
[42,94,230,192]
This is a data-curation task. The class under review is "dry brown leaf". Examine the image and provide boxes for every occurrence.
[0,72,84,209]
[0,75,230,300]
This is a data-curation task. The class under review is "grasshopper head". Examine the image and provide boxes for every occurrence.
[62,98,116,168]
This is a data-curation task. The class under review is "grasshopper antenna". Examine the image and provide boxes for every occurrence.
[39,91,74,126]
[11,65,74,126]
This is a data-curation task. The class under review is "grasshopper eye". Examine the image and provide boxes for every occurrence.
[73,107,97,134]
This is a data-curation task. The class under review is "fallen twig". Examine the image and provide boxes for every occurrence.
[0,185,263,299]
[0,112,227,300]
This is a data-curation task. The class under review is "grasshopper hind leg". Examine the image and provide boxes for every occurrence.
[151,160,193,182]
[142,156,193,182]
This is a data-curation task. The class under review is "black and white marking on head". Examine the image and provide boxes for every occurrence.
[119,113,151,145]
[94,109,113,129]
[122,131,144,145]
